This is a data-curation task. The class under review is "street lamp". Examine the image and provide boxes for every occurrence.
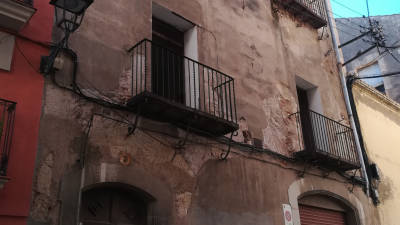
[40,0,93,74]
[50,0,93,33]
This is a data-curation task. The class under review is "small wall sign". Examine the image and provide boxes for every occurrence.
[282,204,293,225]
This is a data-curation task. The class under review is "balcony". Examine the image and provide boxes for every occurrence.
[279,0,327,29]
[291,109,360,171]
[0,0,36,31]
[126,39,238,137]
[0,99,16,188]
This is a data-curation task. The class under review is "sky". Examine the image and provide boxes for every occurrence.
[331,0,400,18]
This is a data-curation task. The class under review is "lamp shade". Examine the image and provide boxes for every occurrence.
[49,0,93,32]
[49,0,93,14]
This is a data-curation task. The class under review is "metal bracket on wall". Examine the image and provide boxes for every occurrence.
[127,107,141,137]
[171,122,191,162]
[321,167,331,178]
[220,131,237,160]
[348,169,359,193]
[297,160,312,178]
[80,114,94,169]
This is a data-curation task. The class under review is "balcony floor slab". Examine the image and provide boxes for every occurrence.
[295,149,361,171]
[127,92,238,137]
[279,0,327,29]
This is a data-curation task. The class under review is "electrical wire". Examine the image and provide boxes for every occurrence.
[84,112,363,186]
[331,0,365,17]
[14,40,41,73]
[331,11,368,29]
[34,0,367,188]
[355,71,400,80]
[388,50,400,64]
[335,19,363,31]
[366,0,371,18]
[334,25,360,38]
[272,0,369,43]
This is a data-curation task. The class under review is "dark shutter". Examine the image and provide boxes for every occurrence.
[299,204,346,225]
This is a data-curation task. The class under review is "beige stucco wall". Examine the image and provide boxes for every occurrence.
[353,81,400,225]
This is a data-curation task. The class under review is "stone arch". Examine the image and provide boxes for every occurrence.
[80,182,154,225]
[298,190,360,225]
[288,178,365,225]
[82,163,174,224]
[82,182,156,202]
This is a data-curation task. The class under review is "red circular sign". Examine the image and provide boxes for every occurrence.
[285,210,292,221]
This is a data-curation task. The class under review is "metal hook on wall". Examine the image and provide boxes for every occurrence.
[127,107,141,137]
[220,131,237,160]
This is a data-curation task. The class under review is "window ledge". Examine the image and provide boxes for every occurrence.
[0,0,36,31]
[0,176,10,189]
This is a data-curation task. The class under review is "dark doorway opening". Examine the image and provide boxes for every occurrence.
[152,17,185,103]
[80,187,148,225]
[297,87,315,152]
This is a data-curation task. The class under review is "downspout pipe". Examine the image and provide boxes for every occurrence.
[323,0,370,195]
[347,76,379,204]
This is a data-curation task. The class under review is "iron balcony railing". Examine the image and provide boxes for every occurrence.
[279,0,327,28]
[0,99,16,177]
[294,0,327,22]
[292,109,359,166]
[128,39,237,124]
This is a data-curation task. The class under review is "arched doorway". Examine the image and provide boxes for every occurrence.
[80,183,154,225]
[298,194,359,225]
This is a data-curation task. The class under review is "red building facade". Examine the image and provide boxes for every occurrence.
[0,0,52,224]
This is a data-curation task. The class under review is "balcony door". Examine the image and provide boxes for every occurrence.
[152,17,185,103]
[297,87,316,152]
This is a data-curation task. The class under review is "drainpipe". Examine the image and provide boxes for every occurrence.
[323,0,369,195]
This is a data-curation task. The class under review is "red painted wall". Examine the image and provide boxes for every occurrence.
[0,0,53,224]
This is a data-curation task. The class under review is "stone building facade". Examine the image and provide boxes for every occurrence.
[28,0,379,225]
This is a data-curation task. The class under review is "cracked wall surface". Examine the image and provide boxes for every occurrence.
[28,0,377,225]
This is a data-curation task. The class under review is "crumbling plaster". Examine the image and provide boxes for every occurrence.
[30,0,360,224]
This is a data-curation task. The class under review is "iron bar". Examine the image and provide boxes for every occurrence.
[0,100,16,177]
[292,109,359,168]
[128,39,237,123]
[292,0,327,24]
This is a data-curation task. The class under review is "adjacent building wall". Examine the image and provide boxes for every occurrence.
[353,81,400,225]
[0,1,53,225]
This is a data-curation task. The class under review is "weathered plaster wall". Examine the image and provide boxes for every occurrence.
[353,81,400,225]
[52,0,348,156]
[28,0,369,224]
[32,98,378,224]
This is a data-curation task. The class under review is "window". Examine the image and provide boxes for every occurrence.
[358,63,385,94]
[152,17,185,103]
[0,99,16,177]
[295,76,324,152]
[0,31,15,71]
[152,3,199,108]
